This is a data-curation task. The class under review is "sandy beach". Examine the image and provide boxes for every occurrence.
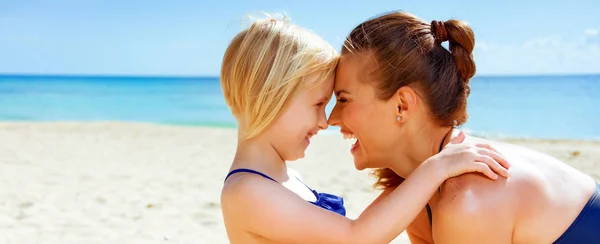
[1,122,599,244]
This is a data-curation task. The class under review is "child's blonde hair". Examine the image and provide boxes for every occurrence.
[220,14,338,139]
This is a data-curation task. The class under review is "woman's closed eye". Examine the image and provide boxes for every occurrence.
[336,97,348,103]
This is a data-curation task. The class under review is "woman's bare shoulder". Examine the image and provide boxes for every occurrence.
[435,162,543,217]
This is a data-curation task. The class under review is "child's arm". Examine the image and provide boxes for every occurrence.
[221,132,510,244]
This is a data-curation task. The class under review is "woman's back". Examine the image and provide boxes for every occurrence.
[431,136,597,243]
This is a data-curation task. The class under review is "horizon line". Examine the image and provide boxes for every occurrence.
[1,72,599,79]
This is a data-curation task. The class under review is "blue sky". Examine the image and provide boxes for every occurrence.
[1,0,599,76]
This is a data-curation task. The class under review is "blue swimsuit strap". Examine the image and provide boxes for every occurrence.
[224,168,277,183]
[225,168,347,216]
[426,131,453,226]
[225,168,317,197]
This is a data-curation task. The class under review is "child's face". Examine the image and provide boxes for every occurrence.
[265,74,334,161]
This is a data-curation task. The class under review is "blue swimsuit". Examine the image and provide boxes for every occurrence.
[224,168,346,216]
[552,183,600,244]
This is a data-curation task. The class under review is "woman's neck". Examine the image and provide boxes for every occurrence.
[230,131,289,182]
[389,126,455,178]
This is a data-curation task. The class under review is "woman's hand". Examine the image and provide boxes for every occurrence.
[427,131,511,181]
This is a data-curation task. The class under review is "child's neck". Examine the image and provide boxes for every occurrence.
[230,136,289,183]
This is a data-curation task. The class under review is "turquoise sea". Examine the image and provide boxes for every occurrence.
[0,74,599,140]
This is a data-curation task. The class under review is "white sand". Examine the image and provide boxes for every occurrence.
[1,122,598,244]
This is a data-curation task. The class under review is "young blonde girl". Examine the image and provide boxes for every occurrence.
[219,15,509,244]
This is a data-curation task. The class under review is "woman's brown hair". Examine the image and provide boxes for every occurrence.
[342,11,476,189]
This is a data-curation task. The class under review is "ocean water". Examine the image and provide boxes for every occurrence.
[0,74,599,140]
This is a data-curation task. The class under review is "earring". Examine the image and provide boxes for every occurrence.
[397,116,402,122]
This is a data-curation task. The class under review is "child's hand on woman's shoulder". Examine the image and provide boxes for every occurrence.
[427,131,511,181]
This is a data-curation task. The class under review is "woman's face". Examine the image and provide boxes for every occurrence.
[327,52,404,170]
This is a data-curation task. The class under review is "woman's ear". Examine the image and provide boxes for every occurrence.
[393,86,418,122]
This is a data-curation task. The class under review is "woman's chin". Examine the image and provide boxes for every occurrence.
[351,147,371,170]
[352,158,369,170]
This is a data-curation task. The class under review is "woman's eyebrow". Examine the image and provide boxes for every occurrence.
[335,90,349,97]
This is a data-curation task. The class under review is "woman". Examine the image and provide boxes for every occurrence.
[329,11,599,243]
